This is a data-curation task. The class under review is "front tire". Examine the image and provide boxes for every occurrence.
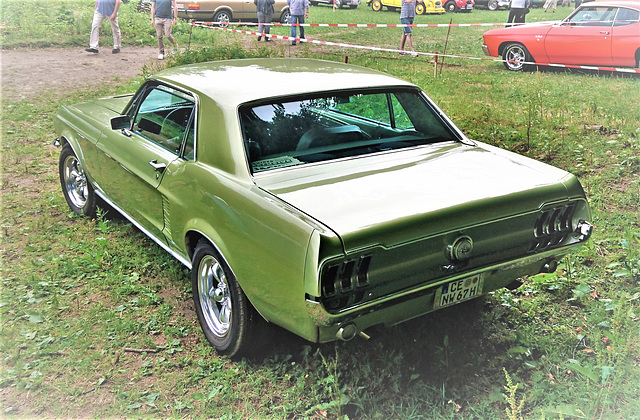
[444,0,457,12]
[415,2,426,14]
[59,144,96,218]
[502,43,532,71]
[488,0,498,10]
[191,240,255,357]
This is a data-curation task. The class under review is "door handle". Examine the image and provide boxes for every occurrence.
[148,160,167,172]
[599,31,610,35]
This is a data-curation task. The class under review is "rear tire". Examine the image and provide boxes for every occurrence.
[213,9,231,26]
[280,9,291,24]
[502,43,532,71]
[191,240,256,357]
[371,0,383,11]
[488,0,498,10]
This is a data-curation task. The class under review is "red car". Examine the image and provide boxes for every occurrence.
[482,0,640,71]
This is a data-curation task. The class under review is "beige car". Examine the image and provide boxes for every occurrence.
[176,0,291,23]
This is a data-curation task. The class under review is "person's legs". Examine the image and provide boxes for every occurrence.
[109,15,121,50]
[264,14,272,38]
[163,18,175,47]
[290,15,299,44]
[155,19,165,55]
[257,12,265,40]
[299,15,305,39]
[399,18,414,53]
[89,11,105,49]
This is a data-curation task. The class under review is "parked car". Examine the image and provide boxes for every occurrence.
[443,0,474,12]
[54,58,593,357]
[368,0,446,14]
[311,0,361,8]
[474,0,509,10]
[482,0,640,71]
[176,0,291,23]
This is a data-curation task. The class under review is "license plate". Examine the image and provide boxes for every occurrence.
[434,275,483,309]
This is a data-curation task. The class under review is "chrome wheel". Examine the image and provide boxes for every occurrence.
[59,144,96,217]
[197,254,232,338]
[62,154,88,210]
[502,43,530,71]
[191,241,257,357]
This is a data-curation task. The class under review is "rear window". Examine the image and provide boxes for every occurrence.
[239,89,457,173]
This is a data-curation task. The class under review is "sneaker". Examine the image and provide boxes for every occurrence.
[291,41,296,46]
[157,53,164,60]
[399,51,407,56]
[410,52,419,57]
[85,48,98,53]
[257,35,262,41]
[112,48,120,54]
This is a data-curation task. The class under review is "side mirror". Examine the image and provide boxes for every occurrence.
[111,115,131,130]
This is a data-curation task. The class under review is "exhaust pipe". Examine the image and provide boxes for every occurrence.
[336,324,358,341]
[541,259,558,274]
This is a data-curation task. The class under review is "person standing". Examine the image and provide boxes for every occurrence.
[287,0,308,45]
[255,0,275,41]
[507,0,528,27]
[399,0,422,57]
[151,0,178,60]
[85,0,121,54]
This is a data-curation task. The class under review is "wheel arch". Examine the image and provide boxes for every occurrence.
[498,40,534,62]
[55,133,96,185]
[181,204,321,342]
[212,6,233,20]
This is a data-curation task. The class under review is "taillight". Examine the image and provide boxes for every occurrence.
[321,255,372,312]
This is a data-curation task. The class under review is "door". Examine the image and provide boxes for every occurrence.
[611,7,640,67]
[95,84,196,241]
[544,6,617,66]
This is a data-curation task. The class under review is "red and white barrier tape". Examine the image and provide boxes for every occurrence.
[194,19,636,28]
[191,21,640,74]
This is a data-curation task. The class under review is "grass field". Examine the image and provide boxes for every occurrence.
[1,0,639,418]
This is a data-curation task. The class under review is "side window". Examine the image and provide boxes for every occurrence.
[614,8,640,26]
[132,86,195,157]
[570,7,616,26]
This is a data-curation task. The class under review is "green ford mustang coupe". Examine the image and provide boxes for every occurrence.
[54,58,593,357]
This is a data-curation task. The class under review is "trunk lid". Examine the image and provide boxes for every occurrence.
[255,142,572,252]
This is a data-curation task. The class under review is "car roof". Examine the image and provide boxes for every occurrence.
[590,0,640,8]
[151,58,415,106]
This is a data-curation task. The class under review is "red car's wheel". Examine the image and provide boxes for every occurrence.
[444,0,457,12]
[502,43,532,72]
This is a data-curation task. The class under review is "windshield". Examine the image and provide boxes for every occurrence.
[239,88,458,173]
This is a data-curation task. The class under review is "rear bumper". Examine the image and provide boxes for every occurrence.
[307,246,577,342]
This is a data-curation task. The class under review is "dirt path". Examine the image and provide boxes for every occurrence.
[1,46,158,101]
